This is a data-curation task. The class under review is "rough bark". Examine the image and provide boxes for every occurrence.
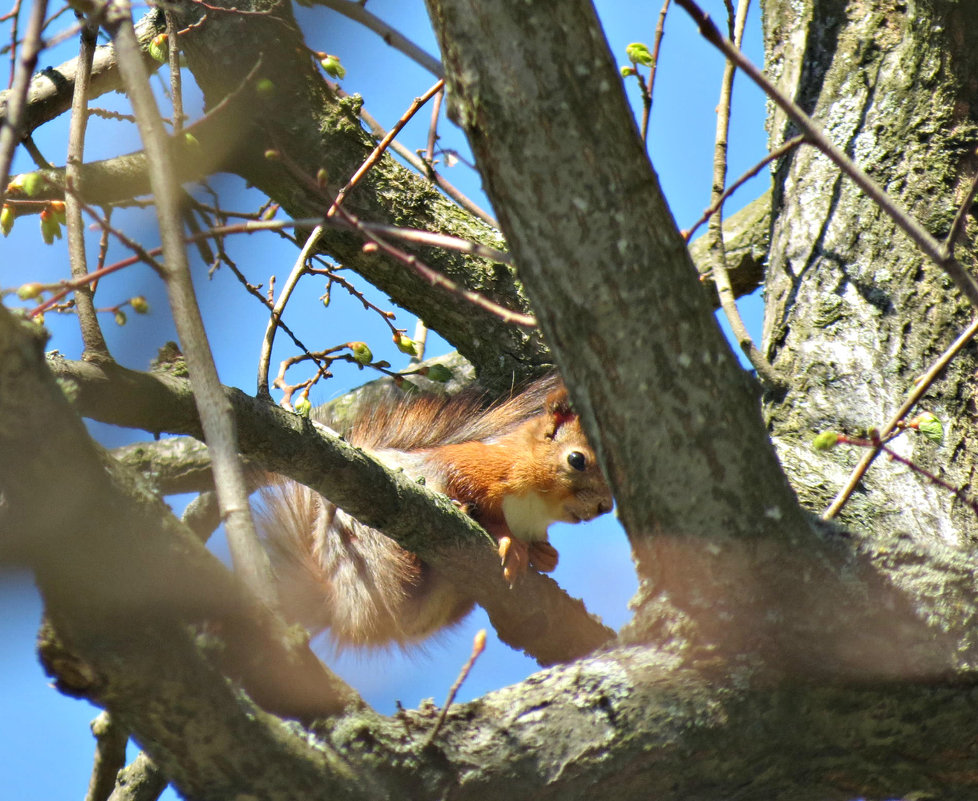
[762,2,978,546]
[422,0,940,679]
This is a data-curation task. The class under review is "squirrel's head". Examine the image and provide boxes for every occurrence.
[540,387,614,524]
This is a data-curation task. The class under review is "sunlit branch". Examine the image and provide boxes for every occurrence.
[703,0,781,387]
[328,78,444,215]
[256,224,324,398]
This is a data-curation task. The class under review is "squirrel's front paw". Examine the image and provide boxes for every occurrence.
[497,535,529,585]
[528,540,558,573]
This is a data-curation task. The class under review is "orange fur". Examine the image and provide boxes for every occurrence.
[258,376,613,648]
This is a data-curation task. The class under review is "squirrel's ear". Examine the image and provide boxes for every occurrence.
[545,386,577,439]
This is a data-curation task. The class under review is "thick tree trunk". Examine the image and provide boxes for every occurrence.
[763,1,978,549]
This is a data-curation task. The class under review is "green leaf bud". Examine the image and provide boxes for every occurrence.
[812,431,840,451]
[149,33,169,63]
[393,331,419,356]
[320,54,346,80]
[424,363,453,383]
[39,210,61,244]
[626,42,654,67]
[18,172,45,198]
[349,341,373,365]
[48,201,66,225]
[911,412,944,443]
[16,282,43,300]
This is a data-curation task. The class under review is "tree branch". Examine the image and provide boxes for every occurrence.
[0,306,361,720]
[46,353,617,664]
[85,711,128,801]
[674,0,978,311]
[0,0,48,201]
[313,0,443,78]
[168,0,546,387]
[0,11,164,137]
[65,16,112,360]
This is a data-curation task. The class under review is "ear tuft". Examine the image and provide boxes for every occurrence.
[545,386,577,438]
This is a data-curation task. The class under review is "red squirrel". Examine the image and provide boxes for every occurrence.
[258,375,613,648]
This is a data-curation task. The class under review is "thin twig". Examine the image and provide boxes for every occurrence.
[29,251,152,317]
[65,16,111,359]
[314,0,443,78]
[425,86,443,163]
[256,224,323,398]
[703,0,781,386]
[28,210,512,322]
[21,133,52,168]
[424,629,486,747]
[943,147,978,260]
[823,316,978,519]
[343,221,510,264]
[359,102,499,228]
[4,0,23,85]
[259,78,443,394]
[328,78,444,215]
[828,432,978,518]
[164,10,184,133]
[331,202,536,327]
[640,0,671,142]
[186,204,321,362]
[684,134,804,242]
[74,192,166,274]
[674,0,978,312]
[181,214,511,263]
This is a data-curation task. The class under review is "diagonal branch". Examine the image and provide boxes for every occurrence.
[0,10,164,137]
[0,305,361,721]
[103,0,276,608]
[313,0,443,78]
[46,353,617,664]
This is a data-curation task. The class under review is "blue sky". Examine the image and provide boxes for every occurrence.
[0,1,768,797]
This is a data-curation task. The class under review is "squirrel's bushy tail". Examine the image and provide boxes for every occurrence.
[256,374,565,648]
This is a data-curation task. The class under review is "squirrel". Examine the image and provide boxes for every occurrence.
[257,375,614,648]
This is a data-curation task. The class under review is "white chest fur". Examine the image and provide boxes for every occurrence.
[501,492,558,541]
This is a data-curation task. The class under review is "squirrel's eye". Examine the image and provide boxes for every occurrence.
[567,451,587,471]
